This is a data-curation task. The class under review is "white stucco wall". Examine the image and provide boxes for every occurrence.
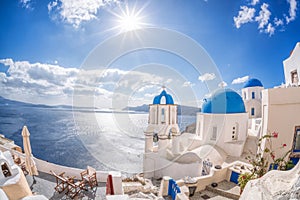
[261,87,300,160]
[195,113,248,157]
[242,86,263,118]
[149,104,177,126]
[143,152,202,180]
[0,145,113,183]
[283,42,300,86]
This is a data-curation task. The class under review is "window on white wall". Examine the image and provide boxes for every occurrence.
[252,92,255,99]
[244,92,246,99]
[293,126,300,152]
[291,70,299,84]
[251,108,255,116]
[211,126,217,141]
[232,123,239,140]
[161,108,165,123]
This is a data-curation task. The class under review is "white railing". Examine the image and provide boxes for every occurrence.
[0,145,116,182]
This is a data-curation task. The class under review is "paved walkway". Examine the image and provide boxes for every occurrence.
[190,181,239,200]
[25,171,106,200]
[190,190,234,200]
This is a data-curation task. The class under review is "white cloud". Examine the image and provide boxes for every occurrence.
[234,1,297,36]
[0,58,170,107]
[265,23,275,35]
[48,0,58,12]
[231,76,249,84]
[48,0,119,28]
[20,0,32,10]
[286,0,297,23]
[182,81,195,87]
[218,81,228,88]
[0,59,79,99]
[255,3,271,29]
[198,73,216,82]
[233,6,256,28]
[0,58,14,66]
[251,0,259,6]
[274,17,284,26]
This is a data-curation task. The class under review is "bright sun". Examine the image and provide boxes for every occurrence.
[119,13,141,32]
[109,3,148,33]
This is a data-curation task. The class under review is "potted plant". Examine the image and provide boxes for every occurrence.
[239,131,294,194]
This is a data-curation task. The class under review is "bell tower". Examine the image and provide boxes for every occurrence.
[241,78,264,118]
[144,88,180,154]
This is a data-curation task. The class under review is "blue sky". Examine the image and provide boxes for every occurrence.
[0,0,299,107]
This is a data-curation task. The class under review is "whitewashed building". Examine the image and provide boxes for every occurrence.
[196,88,248,157]
[283,42,300,87]
[143,43,300,184]
[143,90,202,180]
[241,78,264,119]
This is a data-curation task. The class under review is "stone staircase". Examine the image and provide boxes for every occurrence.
[190,181,240,200]
[205,181,240,200]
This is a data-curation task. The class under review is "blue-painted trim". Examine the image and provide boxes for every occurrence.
[202,88,245,114]
[290,157,299,165]
[168,179,181,200]
[269,164,278,171]
[243,78,263,88]
[230,171,240,184]
[153,90,174,104]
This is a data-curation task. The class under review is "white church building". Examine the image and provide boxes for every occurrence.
[143,42,300,182]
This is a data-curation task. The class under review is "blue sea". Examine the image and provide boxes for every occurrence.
[0,103,195,174]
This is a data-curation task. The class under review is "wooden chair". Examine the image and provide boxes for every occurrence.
[80,166,98,189]
[66,178,86,199]
[50,170,70,194]
[13,156,28,176]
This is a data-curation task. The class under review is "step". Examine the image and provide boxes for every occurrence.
[205,181,240,200]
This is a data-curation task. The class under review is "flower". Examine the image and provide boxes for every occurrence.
[272,132,278,138]
[283,144,287,147]
[271,153,275,160]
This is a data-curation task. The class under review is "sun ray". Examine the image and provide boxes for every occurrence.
[106,1,151,33]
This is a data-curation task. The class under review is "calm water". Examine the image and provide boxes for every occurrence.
[0,104,195,174]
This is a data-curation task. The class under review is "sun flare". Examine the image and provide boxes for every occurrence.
[108,3,149,33]
[118,12,142,32]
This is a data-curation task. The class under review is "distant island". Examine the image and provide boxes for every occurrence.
[0,96,200,115]
[124,104,200,116]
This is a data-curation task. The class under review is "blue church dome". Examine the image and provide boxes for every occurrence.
[202,88,245,114]
[243,78,263,88]
[153,90,174,104]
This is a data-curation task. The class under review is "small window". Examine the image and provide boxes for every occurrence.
[251,108,255,116]
[1,163,11,177]
[291,70,299,84]
[161,108,165,123]
[232,123,239,140]
[293,127,300,152]
[244,92,246,99]
[153,133,159,146]
[211,126,217,141]
[252,92,255,99]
